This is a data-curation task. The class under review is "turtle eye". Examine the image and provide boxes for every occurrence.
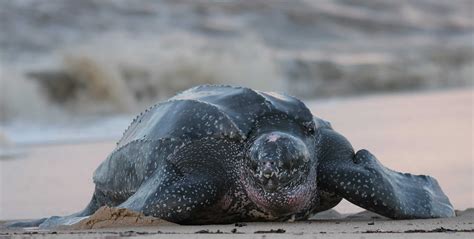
[249,159,258,171]
[304,121,316,134]
[292,158,302,168]
[280,158,292,170]
[248,147,260,171]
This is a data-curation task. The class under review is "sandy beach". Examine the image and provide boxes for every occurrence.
[0,208,473,238]
[1,88,473,238]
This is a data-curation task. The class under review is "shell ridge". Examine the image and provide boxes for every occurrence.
[117,98,246,147]
[172,84,249,99]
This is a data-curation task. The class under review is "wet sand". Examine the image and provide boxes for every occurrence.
[1,209,473,238]
[0,88,473,237]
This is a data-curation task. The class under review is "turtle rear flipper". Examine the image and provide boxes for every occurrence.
[6,191,105,229]
[5,218,47,228]
[317,129,455,219]
[6,212,89,229]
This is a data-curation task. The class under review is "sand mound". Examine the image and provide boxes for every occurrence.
[70,206,174,230]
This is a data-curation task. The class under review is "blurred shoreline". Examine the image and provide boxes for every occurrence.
[1,0,473,123]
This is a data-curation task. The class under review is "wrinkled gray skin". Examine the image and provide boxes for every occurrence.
[12,85,454,228]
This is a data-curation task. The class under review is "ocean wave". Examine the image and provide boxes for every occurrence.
[1,0,473,144]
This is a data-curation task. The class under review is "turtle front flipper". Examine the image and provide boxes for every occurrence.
[118,166,224,224]
[317,128,455,219]
[117,138,240,224]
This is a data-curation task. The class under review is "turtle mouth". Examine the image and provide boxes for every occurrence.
[254,168,303,192]
[243,167,315,215]
[257,171,280,192]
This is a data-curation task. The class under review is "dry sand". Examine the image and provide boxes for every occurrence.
[0,88,473,238]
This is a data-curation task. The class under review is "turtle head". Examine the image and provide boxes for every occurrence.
[248,132,311,192]
[244,131,316,215]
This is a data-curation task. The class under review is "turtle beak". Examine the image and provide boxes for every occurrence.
[259,161,279,191]
[262,162,276,179]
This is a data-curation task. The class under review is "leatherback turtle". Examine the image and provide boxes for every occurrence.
[16,85,455,228]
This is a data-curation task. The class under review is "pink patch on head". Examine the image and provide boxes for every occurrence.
[267,134,280,142]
